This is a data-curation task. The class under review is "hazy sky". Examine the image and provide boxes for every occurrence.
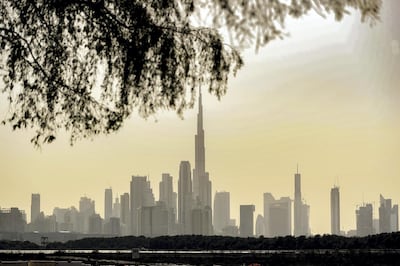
[1,1,399,235]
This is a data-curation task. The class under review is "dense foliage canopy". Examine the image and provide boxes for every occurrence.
[0,0,382,146]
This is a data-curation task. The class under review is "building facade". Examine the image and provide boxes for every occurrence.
[178,161,193,234]
[264,193,292,237]
[356,203,373,237]
[104,188,113,222]
[120,193,130,235]
[240,205,255,237]
[213,191,230,234]
[130,175,155,236]
[330,186,340,235]
[192,91,212,235]
[31,193,40,224]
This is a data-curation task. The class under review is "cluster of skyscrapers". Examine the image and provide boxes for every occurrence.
[1,92,399,242]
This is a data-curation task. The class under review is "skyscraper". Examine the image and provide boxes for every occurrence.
[301,203,310,236]
[191,91,212,235]
[31,193,40,224]
[130,175,155,235]
[255,214,265,237]
[193,91,212,209]
[113,196,121,218]
[120,192,130,235]
[263,192,274,237]
[213,191,230,234]
[178,161,193,234]
[331,186,340,235]
[294,167,310,236]
[294,168,301,236]
[138,202,169,237]
[159,173,177,221]
[379,194,392,233]
[240,205,255,237]
[379,194,398,233]
[264,193,291,237]
[159,173,177,234]
[104,188,112,222]
[79,196,95,233]
[356,203,373,237]
[391,205,399,232]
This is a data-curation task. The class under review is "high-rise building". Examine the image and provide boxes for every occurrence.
[191,205,212,235]
[213,191,230,234]
[159,173,177,235]
[178,161,193,234]
[301,203,310,235]
[379,194,392,233]
[356,203,373,237]
[53,207,73,231]
[294,168,301,236]
[79,196,95,233]
[379,195,398,233]
[113,196,121,218]
[255,214,265,237]
[264,193,291,237]
[104,188,113,222]
[293,167,310,236]
[391,204,399,232]
[138,202,169,237]
[130,175,155,235]
[331,186,340,235]
[109,217,121,236]
[88,213,103,234]
[159,173,177,221]
[0,208,26,233]
[31,193,40,224]
[193,91,210,205]
[192,91,212,235]
[263,192,274,237]
[80,196,95,214]
[240,205,255,237]
[120,193,130,235]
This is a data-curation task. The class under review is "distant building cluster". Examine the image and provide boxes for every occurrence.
[1,93,399,242]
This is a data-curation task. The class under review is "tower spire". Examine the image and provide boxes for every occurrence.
[197,89,203,133]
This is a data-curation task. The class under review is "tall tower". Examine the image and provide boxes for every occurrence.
[160,173,177,234]
[130,175,155,236]
[31,193,40,224]
[294,166,302,236]
[264,193,292,237]
[120,193,130,235]
[178,161,193,234]
[193,91,212,208]
[104,188,113,222]
[330,186,340,235]
[240,205,255,237]
[213,191,230,234]
[356,203,373,236]
[159,173,176,219]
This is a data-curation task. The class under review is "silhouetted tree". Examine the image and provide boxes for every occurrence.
[0,0,381,146]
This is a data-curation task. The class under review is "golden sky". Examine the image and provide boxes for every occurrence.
[1,1,399,235]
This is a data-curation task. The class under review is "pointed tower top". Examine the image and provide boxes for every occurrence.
[197,88,203,132]
[199,89,203,111]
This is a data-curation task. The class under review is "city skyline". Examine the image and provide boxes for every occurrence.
[1,1,400,235]
[4,90,399,236]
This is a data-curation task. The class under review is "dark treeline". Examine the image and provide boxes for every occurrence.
[2,232,398,250]
[0,240,39,250]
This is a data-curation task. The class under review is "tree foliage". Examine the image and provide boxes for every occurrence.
[0,0,381,146]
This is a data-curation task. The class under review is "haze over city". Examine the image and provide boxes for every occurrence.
[1,0,399,236]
